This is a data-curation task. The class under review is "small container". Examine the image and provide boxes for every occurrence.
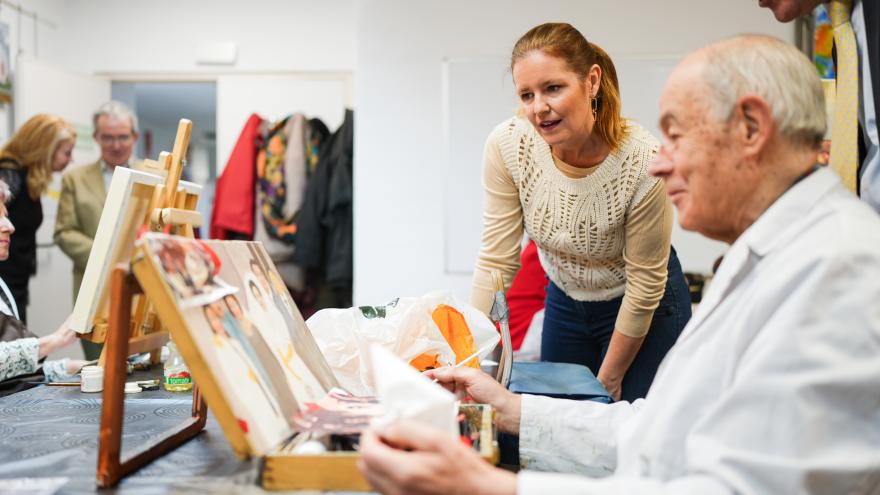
[80,365,104,393]
[163,341,193,392]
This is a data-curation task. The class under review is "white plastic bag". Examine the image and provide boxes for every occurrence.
[306,291,499,396]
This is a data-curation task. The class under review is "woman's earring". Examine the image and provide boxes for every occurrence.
[590,95,598,120]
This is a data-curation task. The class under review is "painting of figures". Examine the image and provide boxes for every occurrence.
[138,233,339,455]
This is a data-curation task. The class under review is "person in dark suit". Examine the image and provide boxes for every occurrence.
[761,0,879,213]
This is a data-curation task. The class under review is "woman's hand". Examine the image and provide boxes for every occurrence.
[358,421,517,495]
[596,371,622,402]
[596,329,646,402]
[37,315,78,359]
[65,359,90,375]
[424,366,522,435]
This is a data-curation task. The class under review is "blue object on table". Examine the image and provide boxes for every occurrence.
[508,361,612,403]
[498,361,612,468]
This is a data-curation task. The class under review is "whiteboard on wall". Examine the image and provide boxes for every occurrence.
[216,74,352,176]
[442,57,514,275]
[441,55,727,277]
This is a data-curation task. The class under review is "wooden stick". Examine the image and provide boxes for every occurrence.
[151,208,203,229]
[97,266,136,486]
[165,120,192,208]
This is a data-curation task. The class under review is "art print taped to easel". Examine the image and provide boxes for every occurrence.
[141,233,335,453]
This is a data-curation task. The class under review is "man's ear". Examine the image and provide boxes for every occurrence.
[735,94,773,157]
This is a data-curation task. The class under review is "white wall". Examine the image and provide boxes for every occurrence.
[353,0,794,305]
[10,1,355,355]
[50,0,356,177]
[215,74,350,175]
[0,0,67,140]
[49,0,355,75]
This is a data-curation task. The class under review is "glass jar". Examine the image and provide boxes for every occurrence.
[163,340,193,392]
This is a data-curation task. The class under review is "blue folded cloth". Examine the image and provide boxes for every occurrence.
[499,361,612,468]
[508,361,612,403]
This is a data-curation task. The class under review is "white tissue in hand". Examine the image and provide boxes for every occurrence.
[369,344,458,438]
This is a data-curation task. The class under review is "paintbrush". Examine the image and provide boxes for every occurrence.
[431,340,498,384]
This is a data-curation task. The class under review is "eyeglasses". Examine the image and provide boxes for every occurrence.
[97,134,133,145]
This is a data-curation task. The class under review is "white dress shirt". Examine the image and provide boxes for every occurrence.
[517,168,880,494]
[853,0,880,213]
[101,160,130,191]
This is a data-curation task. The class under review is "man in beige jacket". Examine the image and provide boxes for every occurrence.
[54,101,140,359]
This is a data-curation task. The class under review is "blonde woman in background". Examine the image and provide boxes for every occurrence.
[0,114,75,323]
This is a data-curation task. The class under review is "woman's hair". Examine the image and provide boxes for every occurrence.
[0,114,76,200]
[511,22,626,150]
[248,280,262,297]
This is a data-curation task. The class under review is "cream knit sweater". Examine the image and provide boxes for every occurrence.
[471,117,673,338]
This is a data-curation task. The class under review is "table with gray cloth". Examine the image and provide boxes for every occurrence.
[0,370,355,494]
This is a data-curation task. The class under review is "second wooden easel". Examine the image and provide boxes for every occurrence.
[96,119,207,488]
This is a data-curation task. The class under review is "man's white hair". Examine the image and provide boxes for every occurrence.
[701,34,826,149]
[92,100,139,134]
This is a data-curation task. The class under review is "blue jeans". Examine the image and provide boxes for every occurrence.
[541,248,691,402]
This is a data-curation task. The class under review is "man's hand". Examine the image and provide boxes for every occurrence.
[358,421,517,495]
[424,366,522,434]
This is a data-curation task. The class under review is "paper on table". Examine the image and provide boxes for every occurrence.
[368,344,458,438]
[0,477,68,495]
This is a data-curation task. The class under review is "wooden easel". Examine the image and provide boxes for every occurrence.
[96,119,208,488]
[94,121,200,370]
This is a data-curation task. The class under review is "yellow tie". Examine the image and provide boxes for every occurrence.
[828,0,859,192]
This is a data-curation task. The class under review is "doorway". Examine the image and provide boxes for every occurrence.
[111,81,217,225]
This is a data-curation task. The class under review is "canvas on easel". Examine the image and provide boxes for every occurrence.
[138,234,336,453]
[70,167,202,334]
[131,233,497,491]
[69,167,201,341]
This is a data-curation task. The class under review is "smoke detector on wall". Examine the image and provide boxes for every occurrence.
[195,41,237,66]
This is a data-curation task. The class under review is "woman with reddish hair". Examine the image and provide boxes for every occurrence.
[471,23,690,401]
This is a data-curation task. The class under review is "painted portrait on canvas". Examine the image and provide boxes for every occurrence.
[140,233,338,453]
[150,236,235,308]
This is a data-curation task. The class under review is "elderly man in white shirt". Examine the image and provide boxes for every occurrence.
[356,34,880,495]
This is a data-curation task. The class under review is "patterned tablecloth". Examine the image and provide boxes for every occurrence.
[0,370,290,494]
